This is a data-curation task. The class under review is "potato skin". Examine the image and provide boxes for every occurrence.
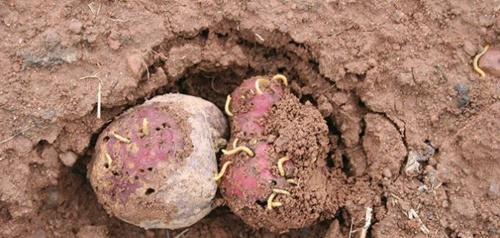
[88,94,227,229]
[221,77,287,203]
[220,76,331,233]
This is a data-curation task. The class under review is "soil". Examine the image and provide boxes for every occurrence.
[0,0,499,237]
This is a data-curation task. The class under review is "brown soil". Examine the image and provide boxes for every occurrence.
[0,0,499,237]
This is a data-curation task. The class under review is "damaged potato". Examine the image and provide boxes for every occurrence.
[219,75,334,233]
[88,94,227,229]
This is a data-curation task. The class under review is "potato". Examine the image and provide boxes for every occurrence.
[88,94,227,229]
[219,75,332,233]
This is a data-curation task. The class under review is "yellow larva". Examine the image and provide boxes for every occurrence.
[225,95,234,117]
[222,146,255,157]
[277,156,290,177]
[473,45,490,78]
[271,74,288,86]
[272,188,291,196]
[255,78,270,94]
[214,161,233,181]
[142,118,149,136]
[111,132,131,143]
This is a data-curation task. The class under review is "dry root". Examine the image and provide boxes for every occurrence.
[359,207,373,238]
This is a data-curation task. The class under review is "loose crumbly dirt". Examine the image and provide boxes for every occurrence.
[0,0,499,237]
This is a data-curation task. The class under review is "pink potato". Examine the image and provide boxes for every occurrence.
[219,76,333,233]
[88,94,227,229]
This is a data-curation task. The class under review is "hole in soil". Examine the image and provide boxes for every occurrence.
[341,154,353,176]
[200,28,209,39]
[0,201,12,222]
[145,188,155,195]
[445,227,454,236]
[334,207,350,227]
[381,195,388,209]
[300,94,317,106]
[325,116,341,136]
[326,151,335,169]
[255,199,267,208]
[34,139,49,155]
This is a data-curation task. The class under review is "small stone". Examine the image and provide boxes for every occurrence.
[488,182,499,198]
[46,189,61,208]
[68,20,83,34]
[404,151,421,175]
[59,151,78,167]
[382,168,392,178]
[454,84,470,108]
[417,184,428,192]
[107,37,121,50]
